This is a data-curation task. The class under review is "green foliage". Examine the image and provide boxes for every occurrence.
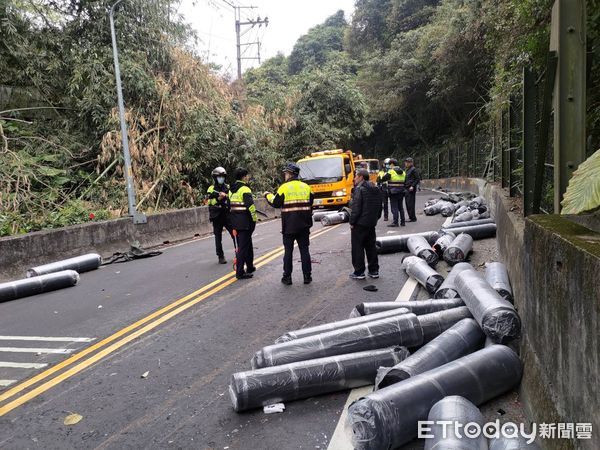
[561,149,600,215]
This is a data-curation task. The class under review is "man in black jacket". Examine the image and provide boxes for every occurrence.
[404,157,421,222]
[349,169,383,280]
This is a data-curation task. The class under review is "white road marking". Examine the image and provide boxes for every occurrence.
[0,347,74,354]
[327,275,421,450]
[0,362,48,369]
[0,380,17,387]
[0,336,94,343]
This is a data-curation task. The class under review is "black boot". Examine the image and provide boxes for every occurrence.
[281,275,292,285]
[218,255,227,264]
[303,274,312,285]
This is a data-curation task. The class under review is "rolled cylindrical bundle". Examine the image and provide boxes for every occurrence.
[375,319,485,389]
[407,236,439,267]
[376,231,440,254]
[443,234,474,265]
[312,211,330,222]
[418,306,473,342]
[489,436,540,449]
[424,396,488,450]
[321,211,349,226]
[434,262,475,299]
[453,211,475,223]
[349,298,465,318]
[0,270,80,302]
[470,210,480,220]
[469,196,485,208]
[432,232,456,256]
[485,262,514,303]
[454,205,469,216]
[442,218,495,230]
[455,270,521,343]
[26,253,101,277]
[445,224,496,240]
[402,256,444,294]
[252,313,424,369]
[275,307,410,343]
[440,202,456,217]
[347,345,523,450]
[230,346,409,412]
[424,199,440,208]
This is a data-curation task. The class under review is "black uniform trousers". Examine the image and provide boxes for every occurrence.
[351,225,379,275]
[389,190,406,225]
[282,229,311,277]
[211,215,233,257]
[405,189,417,221]
[235,223,255,277]
[381,188,389,220]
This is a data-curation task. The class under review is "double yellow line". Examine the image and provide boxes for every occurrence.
[0,224,341,416]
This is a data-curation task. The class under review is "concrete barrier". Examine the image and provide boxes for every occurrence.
[0,198,279,282]
[422,178,600,450]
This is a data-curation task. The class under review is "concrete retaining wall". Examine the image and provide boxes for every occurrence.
[422,178,600,450]
[0,198,279,282]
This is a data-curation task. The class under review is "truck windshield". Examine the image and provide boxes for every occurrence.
[298,157,344,184]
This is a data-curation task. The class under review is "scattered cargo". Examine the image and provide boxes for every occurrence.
[443,217,495,229]
[418,306,473,342]
[443,233,474,265]
[402,256,444,294]
[442,223,497,240]
[407,235,439,266]
[321,210,350,226]
[26,253,101,277]
[485,262,514,303]
[432,231,455,256]
[434,262,474,299]
[0,270,80,302]
[375,231,440,254]
[349,298,465,318]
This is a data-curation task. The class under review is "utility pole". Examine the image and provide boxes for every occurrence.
[109,0,146,224]
[234,5,268,79]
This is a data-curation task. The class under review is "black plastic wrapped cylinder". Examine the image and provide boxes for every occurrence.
[485,262,514,303]
[26,253,101,277]
[443,234,474,265]
[440,202,456,217]
[469,196,485,208]
[230,346,409,412]
[455,270,521,343]
[454,205,469,216]
[312,211,330,222]
[434,262,474,299]
[275,307,410,343]
[0,270,80,302]
[424,396,487,450]
[432,232,455,257]
[402,256,444,294]
[375,318,485,389]
[347,345,523,450]
[407,235,439,266]
[418,306,473,342]
[442,223,497,240]
[453,211,475,223]
[349,298,465,318]
[489,436,540,449]
[321,211,349,226]
[442,218,495,229]
[376,231,440,254]
[252,313,424,369]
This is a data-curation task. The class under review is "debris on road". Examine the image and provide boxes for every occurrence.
[347,345,523,450]
[434,262,474,299]
[141,371,149,378]
[63,413,83,426]
[26,253,102,277]
[402,256,444,294]
[375,231,440,254]
[0,270,80,302]
[485,262,514,303]
[418,306,473,342]
[407,235,439,267]
[443,217,496,229]
[456,269,521,343]
[442,222,497,240]
[349,298,465,318]
[320,209,350,227]
[424,396,487,450]
[263,403,285,414]
[443,233,474,265]
[230,348,408,412]
[375,318,485,389]
[432,231,455,256]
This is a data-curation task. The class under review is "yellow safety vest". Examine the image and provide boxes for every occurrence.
[267,180,312,213]
[387,168,406,188]
[229,183,257,222]
[207,185,218,206]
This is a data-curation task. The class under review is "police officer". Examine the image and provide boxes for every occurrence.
[376,158,391,221]
[264,162,314,285]
[381,159,406,227]
[404,157,420,222]
[228,168,257,280]
[207,167,233,264]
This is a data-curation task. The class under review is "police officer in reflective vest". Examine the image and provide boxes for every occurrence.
[264,162,314,285]
[376,158,392,221]
[228,168,257,280]
[206,166,233,264]
[381,158,407,227]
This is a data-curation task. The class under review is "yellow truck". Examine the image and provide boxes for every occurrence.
[355,158,381,184]
[296,149,356,209]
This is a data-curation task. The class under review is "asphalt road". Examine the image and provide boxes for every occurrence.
[0,192,454,449]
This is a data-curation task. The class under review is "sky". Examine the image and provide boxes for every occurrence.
[178,0,356,78]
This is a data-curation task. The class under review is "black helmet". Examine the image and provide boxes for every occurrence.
[212,166,227,177]
[282,162,301,176]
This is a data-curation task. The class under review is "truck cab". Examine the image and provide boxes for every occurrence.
[297,149,355,209]
[355,158,381,184]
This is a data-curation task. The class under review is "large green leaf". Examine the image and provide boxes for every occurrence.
[561,149,600,215]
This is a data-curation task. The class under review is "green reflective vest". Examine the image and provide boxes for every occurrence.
[229,183,257,223]
[267,180,312,213]
[387,168,406,188]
